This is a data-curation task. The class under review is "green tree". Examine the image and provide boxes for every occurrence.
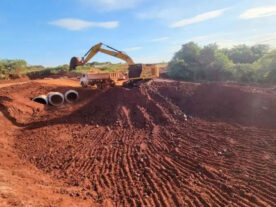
[199,44,218,65]
[172,42,200,64]
[203,52,234,81]
[168,42,235,81]
[168,42,201,81]
[233,63,259,83]
[225,45,255,64]
[222,44,269,64]
[167,59,195,81]
[251,44,270,60]
[257,50,276,83]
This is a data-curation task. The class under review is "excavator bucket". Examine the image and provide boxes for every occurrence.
[69,57,81,70]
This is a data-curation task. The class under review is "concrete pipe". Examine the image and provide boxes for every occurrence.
[47,92,65,107]
[32,95,48,105]
[64,90,79,103]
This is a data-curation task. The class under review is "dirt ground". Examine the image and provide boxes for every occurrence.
[0,78,275,207]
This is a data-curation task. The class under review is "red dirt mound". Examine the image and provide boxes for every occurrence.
[7,80,275,207]
[153,81,276,128]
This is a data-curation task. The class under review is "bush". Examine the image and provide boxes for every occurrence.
[168,43,234,82]
[233,64,258,83]
[0,59,28,79]
[167,60,194,81]
[168,42,275,84]
[257,50,276,84]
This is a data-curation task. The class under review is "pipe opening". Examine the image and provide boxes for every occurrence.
[51,95,63,104]
[32,95,48,105]
[65,90,79,103]
[68,93,78,101]
[33,98,47,105]
[48,92,64,106]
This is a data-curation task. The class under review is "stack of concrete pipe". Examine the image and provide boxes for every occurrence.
[32,90,79,106]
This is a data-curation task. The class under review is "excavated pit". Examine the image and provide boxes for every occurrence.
[153,81,276,128]
[0,80,275,207]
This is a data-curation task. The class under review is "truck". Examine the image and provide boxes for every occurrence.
[80,71,126,89]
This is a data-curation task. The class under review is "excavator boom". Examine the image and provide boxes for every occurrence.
[69,43,134,70]
[99,48,134,65]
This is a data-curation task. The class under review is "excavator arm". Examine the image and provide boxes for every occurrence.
[69,43,134,70]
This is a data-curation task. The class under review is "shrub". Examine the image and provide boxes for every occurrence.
[168,42,275,84]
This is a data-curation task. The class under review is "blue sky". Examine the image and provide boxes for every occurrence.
[0,0,276,66]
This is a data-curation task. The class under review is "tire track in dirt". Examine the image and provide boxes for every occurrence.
[1,81,274,206]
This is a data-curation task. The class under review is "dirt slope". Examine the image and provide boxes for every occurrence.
[0,79,275,207]
[0,80,96,207]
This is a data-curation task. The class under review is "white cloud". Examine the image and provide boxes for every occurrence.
[152,37,169,42]
[80,0,142,10]
[170,8,229,28]
[240,6,276,19]
[123,46,142,52]
[49,18,118,30]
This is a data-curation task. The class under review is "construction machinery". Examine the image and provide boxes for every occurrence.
[69,43,159,88]
[79,72,126,89]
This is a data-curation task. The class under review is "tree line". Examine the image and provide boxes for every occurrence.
[0,59,28,79]
[168,42,276,84]
[0,59,70,79]
[0,58,124,79]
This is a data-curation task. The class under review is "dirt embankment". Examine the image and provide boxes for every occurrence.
[154,81,276,128]
[0,79,275,207]
[0,80,98,207]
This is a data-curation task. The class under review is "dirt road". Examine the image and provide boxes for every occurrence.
[0,78,80,89]
[0,78,275,207]
[0,81,29,89]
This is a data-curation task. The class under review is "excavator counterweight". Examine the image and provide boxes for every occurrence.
[69,57,81,70]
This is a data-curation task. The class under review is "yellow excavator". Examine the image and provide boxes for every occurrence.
[69,43,159,88]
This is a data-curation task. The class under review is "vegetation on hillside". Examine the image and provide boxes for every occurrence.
[0,59,28,79]
[1,42,276,85]
[0,60,129,79]
[168,42,276,84]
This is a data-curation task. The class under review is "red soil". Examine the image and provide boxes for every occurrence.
[0,79,275,207]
